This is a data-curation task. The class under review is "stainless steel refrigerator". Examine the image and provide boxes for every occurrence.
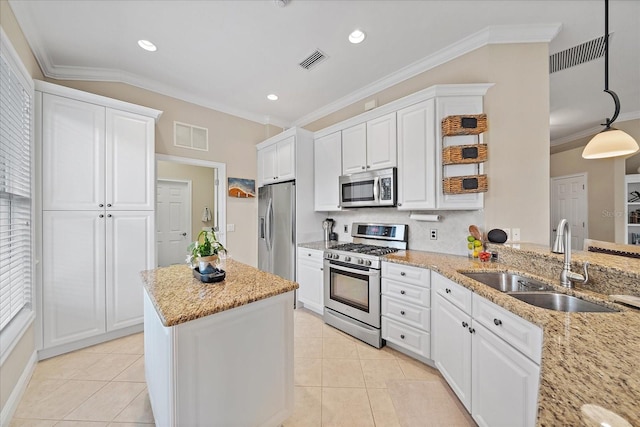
[258,181,295,281]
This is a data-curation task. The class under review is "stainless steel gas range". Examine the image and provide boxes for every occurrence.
[323,223,408,348]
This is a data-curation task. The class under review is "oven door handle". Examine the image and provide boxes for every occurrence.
[373,176,380,203]
[327,261,379,277]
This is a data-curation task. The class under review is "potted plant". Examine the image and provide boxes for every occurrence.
[187,228,226,273]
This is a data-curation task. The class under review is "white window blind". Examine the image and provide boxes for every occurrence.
[0,39,32,332]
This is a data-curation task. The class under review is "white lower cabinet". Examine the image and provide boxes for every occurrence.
[381,262,431,360]
[432,272,541,427]
[296,248,324,315]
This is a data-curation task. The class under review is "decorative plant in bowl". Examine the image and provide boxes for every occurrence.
[187,228,226,274]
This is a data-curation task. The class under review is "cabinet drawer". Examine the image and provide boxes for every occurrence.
[382,296,430,331]
[297,247,323,262]
[472,294,542,364]
[382,262,430,287]
[382,278,430,307]
[432,272,472,315]
[382,317,430,359]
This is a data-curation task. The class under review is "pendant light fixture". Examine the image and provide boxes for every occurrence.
[582,0,639,159]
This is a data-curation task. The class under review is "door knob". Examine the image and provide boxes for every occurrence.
[182,232,187,236]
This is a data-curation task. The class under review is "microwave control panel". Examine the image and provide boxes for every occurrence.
[380,177,392,200]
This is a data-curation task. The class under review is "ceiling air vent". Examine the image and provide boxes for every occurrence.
[299,49,327,70]
[549,35,607,73]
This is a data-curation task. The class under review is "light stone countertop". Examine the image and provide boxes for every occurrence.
[383,249,640,427]
[141,259,298,327]
[298,240,350,251]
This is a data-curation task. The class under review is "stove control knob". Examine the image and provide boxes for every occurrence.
[332,254,339,260]
[357,258,364,265]
[364,260,372,266]
[345,256,351,262]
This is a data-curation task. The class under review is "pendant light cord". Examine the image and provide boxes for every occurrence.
[603,0,620,128]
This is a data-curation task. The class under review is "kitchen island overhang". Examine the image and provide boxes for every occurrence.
[141,261,298,427]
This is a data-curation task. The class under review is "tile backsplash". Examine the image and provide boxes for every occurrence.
[325,208,484,256]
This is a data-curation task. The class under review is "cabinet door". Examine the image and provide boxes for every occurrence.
[366,112,397,171]
[341,123,367,174]
[43,211,106,348]
[106,109,155,210]
[259,143,278,185]
[397,100,436,210]
[433,295,472,411]
[276,136,296,182]
[106,211,155,330]
[436,96,484,210]
[296,253,324,315]
[314,132,342,211]
[472,322,540,427]
[42,93,105,211]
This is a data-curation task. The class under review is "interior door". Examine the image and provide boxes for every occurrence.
[551,174,587,249]
[156,180,191,266]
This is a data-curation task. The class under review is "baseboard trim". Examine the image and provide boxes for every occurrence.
[0,349,37,426]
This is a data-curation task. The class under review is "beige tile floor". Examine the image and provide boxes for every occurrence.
[11,308,475,427]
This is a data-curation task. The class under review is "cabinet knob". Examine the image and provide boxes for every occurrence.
[400,334,405,339]
[337,205,341,208]
[366,165,370,168]
[493,318,502,326]
[99,204,104,207]
[182,232,187,236]
[400,310,405,315]
[400,272,406,276]
[469,327,476,334]
[107,214,112,218]
[462,321,468,328]
[308,253,311,256]
[400,290,406,295]
[361,166,365,170]
[99,214,104,218]
[398,203,402,207]
[445,288,451,294]
[107,203,112,207]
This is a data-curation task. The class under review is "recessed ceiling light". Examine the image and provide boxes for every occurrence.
[349,29,366,44]
[137,40,157,52]
[267,94,279,101]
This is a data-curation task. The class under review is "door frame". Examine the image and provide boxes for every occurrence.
[156,154,227,247]
[156,178,192,267]
[550,173,588,248]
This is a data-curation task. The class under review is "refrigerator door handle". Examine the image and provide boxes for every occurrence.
[266,198,274,250]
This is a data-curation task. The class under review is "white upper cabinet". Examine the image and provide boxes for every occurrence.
[258,135,296,186]
[42,94,106,211]
[342,113,397,175]
[106,109,156,210]
[314,131,342,211]
[397,99,436,210]
[341,123,367,174]
[366,113,397,171]
[42,93,156,211]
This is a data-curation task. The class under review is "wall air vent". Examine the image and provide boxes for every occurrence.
[549,35,607,73]
[299,49,327,70]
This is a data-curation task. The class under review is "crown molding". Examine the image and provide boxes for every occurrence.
[292,23,562,128]
[550,111,640,147]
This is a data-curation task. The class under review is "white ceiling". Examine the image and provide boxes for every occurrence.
[9,0,640,145]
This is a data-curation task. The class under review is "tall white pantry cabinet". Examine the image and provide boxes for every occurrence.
[35,81,162,358]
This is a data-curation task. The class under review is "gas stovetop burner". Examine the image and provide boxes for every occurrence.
[330,243,400,256]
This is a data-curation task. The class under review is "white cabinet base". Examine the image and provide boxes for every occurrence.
[144,290,294,427]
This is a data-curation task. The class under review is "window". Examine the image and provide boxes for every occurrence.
[0,27,33,336]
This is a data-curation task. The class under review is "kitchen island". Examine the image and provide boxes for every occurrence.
[141,260,298,427]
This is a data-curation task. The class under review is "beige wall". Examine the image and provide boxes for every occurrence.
[305,43,551,244]
[157,160,216,240]
[0,0,43,418]
[551,118,640,243]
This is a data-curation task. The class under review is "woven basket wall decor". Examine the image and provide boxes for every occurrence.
[443,175,488,194]
[442,144,488,165]
[442,114,487,136]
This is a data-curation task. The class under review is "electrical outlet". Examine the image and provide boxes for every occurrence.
[503,228,511,241]
[430,229,438,240]
[512,228,521,241]
[343,225,348,233]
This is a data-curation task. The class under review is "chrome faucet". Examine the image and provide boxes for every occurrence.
[552,219,589,288]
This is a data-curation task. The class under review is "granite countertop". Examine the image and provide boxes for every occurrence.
[141,259,298,327]
[298,240,350,251]
[383,250,640,427]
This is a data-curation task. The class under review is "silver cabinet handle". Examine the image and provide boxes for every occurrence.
[99,204,104,207]
[400,310,405,315]
[99,214,104,218]
[107,203,112,207]
[400,334,405,339]
[400,272,406,276]
[182,232,187,236]
[107,214,112,218]
[400,290,406,295]
[493,318,502,326]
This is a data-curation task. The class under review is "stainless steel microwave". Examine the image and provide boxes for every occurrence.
[339,167,397,208]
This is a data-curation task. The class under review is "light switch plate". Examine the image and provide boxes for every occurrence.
[512,228,521,241]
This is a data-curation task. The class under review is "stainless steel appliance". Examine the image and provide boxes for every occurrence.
[339,167,397,208]
[324,222,408,348]
[258,181,295,281]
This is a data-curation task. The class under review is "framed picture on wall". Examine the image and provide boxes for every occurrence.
[228,178,256,198]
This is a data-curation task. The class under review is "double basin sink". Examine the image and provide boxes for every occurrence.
[460,272,617,313]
